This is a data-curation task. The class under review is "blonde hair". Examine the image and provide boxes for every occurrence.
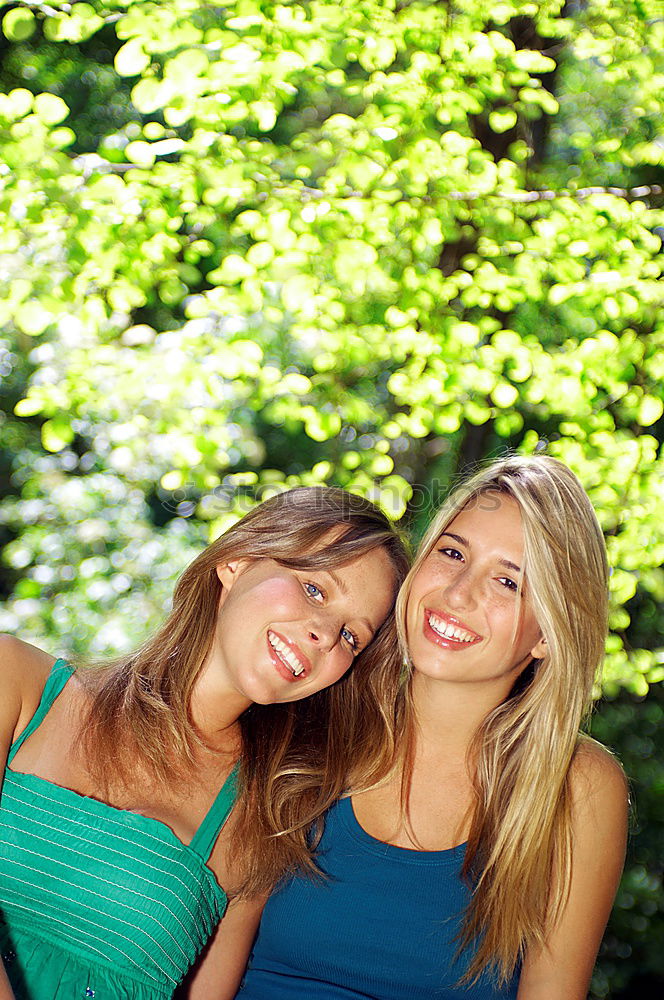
[395,455,609,984]
[81,486,409,895]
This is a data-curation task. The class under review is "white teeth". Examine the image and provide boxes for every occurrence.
[428,613,477,643]
[268,631,305,676]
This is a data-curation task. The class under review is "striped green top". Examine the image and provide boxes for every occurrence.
[0,659,238,999]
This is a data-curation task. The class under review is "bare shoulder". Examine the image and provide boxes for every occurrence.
[0,634,56,688]
[569,738,629,827]
[572,738,628,794]
[0,635,57,747]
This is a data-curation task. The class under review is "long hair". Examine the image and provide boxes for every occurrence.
[395,455,609,984]
[80,486,409,895]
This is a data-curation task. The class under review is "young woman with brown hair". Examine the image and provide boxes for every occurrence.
[0,486,410,1000]
[239,456,628,1000]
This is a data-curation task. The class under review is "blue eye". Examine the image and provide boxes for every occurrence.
[304,582,324,600]
[499,577,518,592]
[341,626,359,650]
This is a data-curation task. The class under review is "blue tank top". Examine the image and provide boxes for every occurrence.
[238,796,519,1000]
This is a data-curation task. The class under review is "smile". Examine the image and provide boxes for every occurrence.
[267,630,309,678]
[425,610,482,645]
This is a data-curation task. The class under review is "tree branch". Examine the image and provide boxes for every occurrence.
[18,0,123,23]
[72,153,664,204]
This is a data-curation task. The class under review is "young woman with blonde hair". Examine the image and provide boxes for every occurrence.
[239,455,628,1000]
[0,486,410,1000]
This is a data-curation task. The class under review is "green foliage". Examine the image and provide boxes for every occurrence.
[0,2,663,992]
[591,684,664,997]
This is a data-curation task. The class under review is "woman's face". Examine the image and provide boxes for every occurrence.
[209,545,395,708]
[405,494,546,693]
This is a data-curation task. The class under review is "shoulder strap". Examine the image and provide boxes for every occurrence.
[189,762,240,861]
[8,658,74,764]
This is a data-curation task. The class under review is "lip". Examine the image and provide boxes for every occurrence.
[266,629,312,682]
[423,608,483,650]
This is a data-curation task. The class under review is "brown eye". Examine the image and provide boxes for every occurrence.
[439,547,463,561]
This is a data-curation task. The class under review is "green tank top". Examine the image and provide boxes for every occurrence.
[0,659,238,999]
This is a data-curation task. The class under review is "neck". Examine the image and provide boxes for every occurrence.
[409,672,505,758]
[189,660,250,753]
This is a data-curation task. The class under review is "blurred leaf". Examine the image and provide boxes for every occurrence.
[2,7,35,42]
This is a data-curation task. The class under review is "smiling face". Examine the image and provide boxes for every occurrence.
[405,494,546,697]
[206,545,396,710]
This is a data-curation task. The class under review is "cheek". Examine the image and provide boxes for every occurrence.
[481,578,520,612]
[406,565,453,620]
[503,606,540,653]
[519,616,542,651]
[322,648,354,684]
[249,576,305,617]
[424,562,460,594]
[404,599,419,641]
[404,569,432,614]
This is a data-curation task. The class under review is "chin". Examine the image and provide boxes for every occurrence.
[250,694,280,706]
[246,681,295,706]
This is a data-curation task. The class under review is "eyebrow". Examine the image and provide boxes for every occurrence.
[326,569,375,635]
[440,532,522,576]
[327,569,348,594]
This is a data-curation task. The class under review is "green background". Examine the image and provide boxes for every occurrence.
[0,2,662,995]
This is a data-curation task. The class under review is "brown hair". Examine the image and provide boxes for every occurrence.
[80,486,409,894]
[395,455,611,983]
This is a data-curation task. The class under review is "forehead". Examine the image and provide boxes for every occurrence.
[438,494,524,553]
[328,546,396,625]
[331,545,395,593]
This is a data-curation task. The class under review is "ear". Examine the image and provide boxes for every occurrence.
[215,560,245,593]
[530,634,547,660]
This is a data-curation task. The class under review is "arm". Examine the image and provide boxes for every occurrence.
[517,745,629,1000]
[0,635,54,1000]
[0,636,55,747]
[175,895,266,1000]
[0,966,15,1000]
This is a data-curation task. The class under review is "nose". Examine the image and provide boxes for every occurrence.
[306,616,337,651]
[443,567,477,611]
